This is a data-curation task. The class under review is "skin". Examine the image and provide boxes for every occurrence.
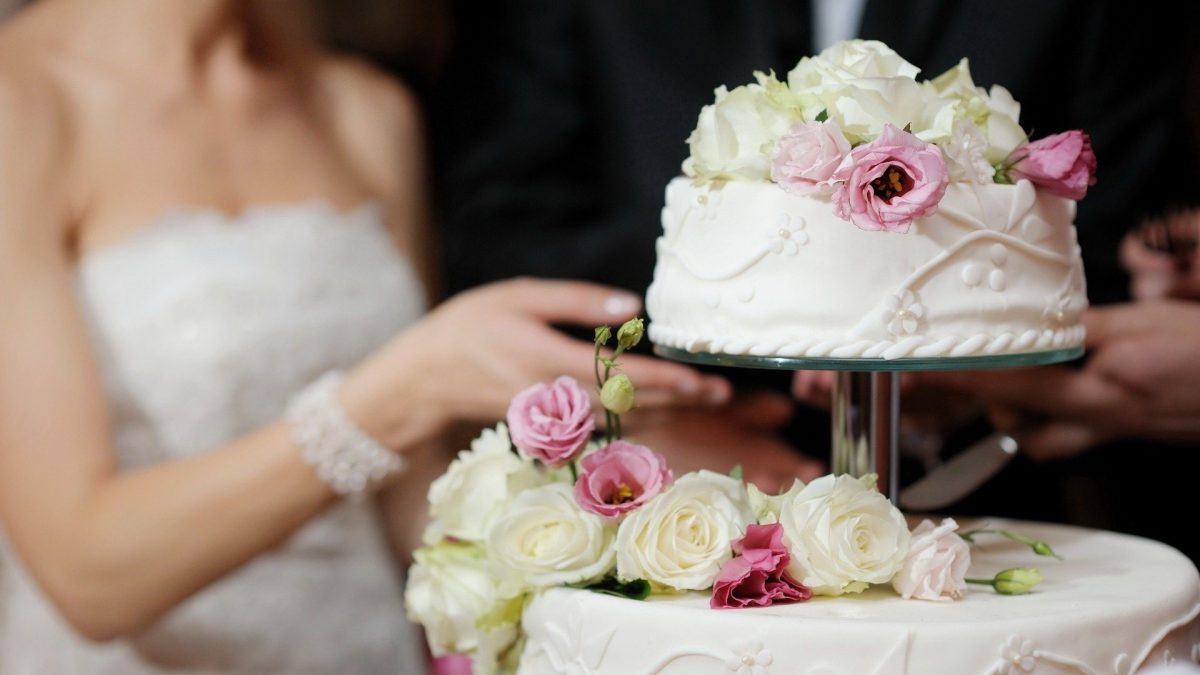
[0,0,747,643]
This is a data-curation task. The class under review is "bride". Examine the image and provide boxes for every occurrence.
[0,1,731,672]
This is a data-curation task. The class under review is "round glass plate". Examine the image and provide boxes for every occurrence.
[653,345,1084,372]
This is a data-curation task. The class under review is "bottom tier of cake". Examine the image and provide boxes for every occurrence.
[517,519,1199,675]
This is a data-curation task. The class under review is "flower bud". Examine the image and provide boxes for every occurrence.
[594,325,612,346]
[616,318,644,350]
[600,374,636,414]
[993,567,1042,595]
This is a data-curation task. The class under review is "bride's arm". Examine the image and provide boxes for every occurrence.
[0,82,435,642]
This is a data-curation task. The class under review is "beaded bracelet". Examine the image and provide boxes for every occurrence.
[286,371,405,497]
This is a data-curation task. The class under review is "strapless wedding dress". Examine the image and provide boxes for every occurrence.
[0,202,428,674]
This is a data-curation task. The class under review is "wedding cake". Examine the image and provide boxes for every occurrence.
[646,41,1091,360]
[406,41,1199,675]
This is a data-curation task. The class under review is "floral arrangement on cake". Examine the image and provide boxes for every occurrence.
[683,39,1097,232]
[404,319,1058,674]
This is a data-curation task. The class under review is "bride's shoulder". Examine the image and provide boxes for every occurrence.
[0,40,73,221]
[312,53,423,195]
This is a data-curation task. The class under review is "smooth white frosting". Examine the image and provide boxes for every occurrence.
[517,520,1200,674]
[647,178,1088,359]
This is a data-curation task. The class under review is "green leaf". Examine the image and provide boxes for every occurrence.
[815,109,829,123]
[579,576,651,601]
[903,122,913,133]
[728,464,744,481]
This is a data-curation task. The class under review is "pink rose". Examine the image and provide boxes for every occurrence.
[711,523,812,609]
[832,124,949,233]
[573,441,672,519]
[506,376,594,466]
[892,518,971,602]
[771,121,851,195]
[1010,130,1097,200]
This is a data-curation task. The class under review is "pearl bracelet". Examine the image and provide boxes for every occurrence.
[286,371,405,497]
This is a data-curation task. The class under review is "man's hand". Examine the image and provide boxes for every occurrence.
[925,301,1200,460]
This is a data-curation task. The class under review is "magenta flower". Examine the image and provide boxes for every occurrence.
[711,523,812,609]
[1010,130,1097,200]
[506,376,594,466]
[574,441,672,518]
[832,124,949,233]
[770,120,851,195]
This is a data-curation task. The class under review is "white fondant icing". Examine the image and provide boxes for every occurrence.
[517,520,1200,675]
[648,178,1087,360]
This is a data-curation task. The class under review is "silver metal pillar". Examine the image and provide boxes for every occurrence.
[831,372,899,503]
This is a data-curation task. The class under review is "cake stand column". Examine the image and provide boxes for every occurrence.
[831,372,899,503]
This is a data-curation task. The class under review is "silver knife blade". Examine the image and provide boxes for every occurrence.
[899,433,1019,512]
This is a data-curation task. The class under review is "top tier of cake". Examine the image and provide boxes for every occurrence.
[647,176,1087,359]
[646,39,1095,360]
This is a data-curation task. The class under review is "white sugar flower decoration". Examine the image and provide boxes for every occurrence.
[942,118,996,184]
[881,290,926,336]
[1041,294,1075,327]
[768,213,808,256]
[726,639,774,675]
[996,636,1038,674]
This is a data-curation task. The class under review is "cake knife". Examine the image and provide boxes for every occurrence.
[898,433,1019,512]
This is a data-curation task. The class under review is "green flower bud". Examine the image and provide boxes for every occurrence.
[1031,541,1062,559]
[616,318,644,350]
[600,374,636,414]
[594,325,612,346]
[993,567,1043,595]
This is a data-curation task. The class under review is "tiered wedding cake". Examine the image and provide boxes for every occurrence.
[406,41,1199,675]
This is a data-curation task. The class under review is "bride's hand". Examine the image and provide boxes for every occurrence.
[340,278,731,448]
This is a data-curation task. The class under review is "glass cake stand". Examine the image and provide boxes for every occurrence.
[653,345,1084,504]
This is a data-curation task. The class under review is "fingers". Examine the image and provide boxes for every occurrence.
[929,365,1125,420]
[1121,232,1175,301]
[611,352,731,407]
[791,370,834,410]
[1015,421,1104,462]
[488,277,642,324]
[726,390,794,429]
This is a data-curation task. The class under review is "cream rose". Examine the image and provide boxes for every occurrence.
[927,59,1026,162]
[425,424,544,544]
[778,474,910,596]
[785,41,949,144]
[683,80,799,182]
[487,483,616,597]
[615,470,755,591]
[404,542,517,658]
[892,518,971,601]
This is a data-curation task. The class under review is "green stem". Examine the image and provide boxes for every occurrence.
[965,578,995,586]
[569,461,579,483]
[613,413,622,440]
[959,529,1062,560]
[593,342,605,392]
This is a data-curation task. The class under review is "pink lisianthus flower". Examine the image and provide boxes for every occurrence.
[711,523,812,609]
[1009,130,1097,200]
[506,376,594,466]
[832,124,949,233]
[770,120,851,195]
[574,441,672,519]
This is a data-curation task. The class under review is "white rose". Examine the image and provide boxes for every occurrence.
[615,470,755,591]
[927,59,1026,162]
[487,483,616,597]
[785,41,947,144]
[404,542,518,658]
[941,118,996,184]
[778,474,910,596]
[684,80,799,182]
[892,518,971,602]
[426,424,544,544]
[788,40,921,86]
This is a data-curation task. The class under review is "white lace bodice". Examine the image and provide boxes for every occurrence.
[0,202,428,674]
